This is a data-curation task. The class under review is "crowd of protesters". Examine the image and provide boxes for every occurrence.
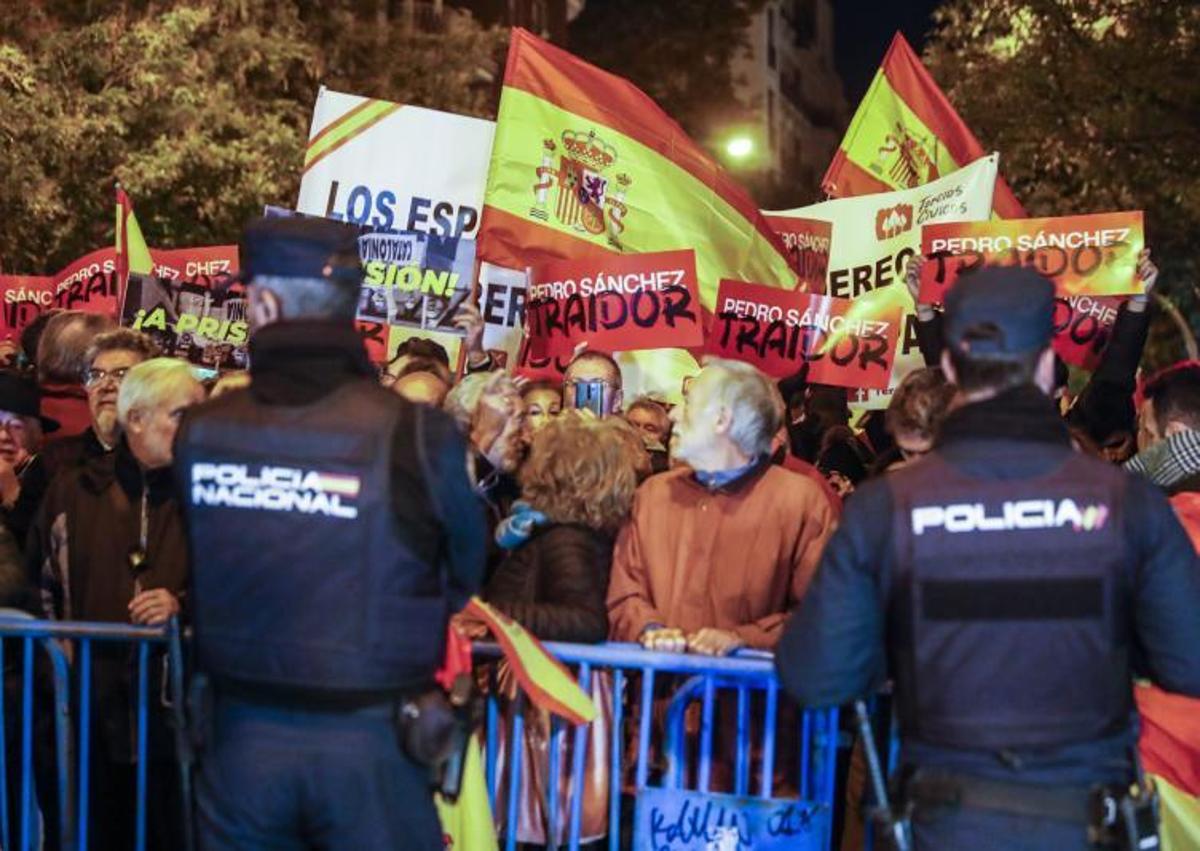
[0,244,1196,848]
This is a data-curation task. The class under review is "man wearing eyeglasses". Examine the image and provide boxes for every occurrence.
[7,331,159,553]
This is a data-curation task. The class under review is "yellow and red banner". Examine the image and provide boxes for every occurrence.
[478,27,797,402]
[708,279,904,390]
[465,597,596,726]
[823,32,1024,220]
[525,249,702,357]
[918,212,1145,303]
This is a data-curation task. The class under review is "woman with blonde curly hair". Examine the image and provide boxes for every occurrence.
[485,410,640,639]
[483,412,640,846]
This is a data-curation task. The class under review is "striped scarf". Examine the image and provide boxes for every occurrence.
[1124,429,1200,488]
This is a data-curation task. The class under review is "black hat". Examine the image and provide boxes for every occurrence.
[944,265,1055,360]
[0,372,59,432]
[235,216,362,287]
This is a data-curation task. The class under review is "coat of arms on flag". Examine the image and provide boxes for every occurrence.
[530,129,632,247]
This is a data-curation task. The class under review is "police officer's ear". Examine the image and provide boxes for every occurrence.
[1033,347,1057,396]
[248,285,282,330]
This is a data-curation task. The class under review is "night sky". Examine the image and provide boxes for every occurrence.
[833,0,942,104]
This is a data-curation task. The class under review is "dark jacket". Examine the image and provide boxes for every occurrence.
[776,385,1200,783]
[238,321,486,612]
[484,524,612,644]
[8,427,110,561]
[32,439,187,762]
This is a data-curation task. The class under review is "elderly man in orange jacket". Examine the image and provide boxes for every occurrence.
[606,358,836,655]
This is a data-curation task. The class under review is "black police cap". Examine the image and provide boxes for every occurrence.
[944,265,1055,360]
[237,216,362,287]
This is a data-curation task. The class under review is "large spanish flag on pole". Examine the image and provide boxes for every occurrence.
[478,28,798,308]
[823,32,1025,219]
[114,184,154,287]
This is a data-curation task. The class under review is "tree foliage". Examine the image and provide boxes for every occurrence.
[924,0,1200,368]
[0,0,505,273]
[568,0,768,143]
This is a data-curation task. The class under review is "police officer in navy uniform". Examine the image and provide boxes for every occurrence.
[776,266,1200,850]
[175,217,486,850]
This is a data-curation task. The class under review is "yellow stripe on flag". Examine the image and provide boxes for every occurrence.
[116,190,154,277]
[837,70,962,193]
[484,88,795,310]
[303,100,403,173]
[1153,774,1200,851]
[466,597,596,725]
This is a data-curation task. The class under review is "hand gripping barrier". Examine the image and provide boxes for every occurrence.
[0,612,190,851]
[474,641,840,851]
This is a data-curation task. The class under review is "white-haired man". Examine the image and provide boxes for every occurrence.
[607,358,836,655]
[33,357,204,851]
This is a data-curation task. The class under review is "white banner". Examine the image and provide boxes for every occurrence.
[766,154,999,409]
[296,87,495,240]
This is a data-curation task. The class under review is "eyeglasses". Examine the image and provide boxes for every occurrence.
[83,366,131,388]
[0,415,27,434]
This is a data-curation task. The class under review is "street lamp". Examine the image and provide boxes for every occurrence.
[725,135,755,160]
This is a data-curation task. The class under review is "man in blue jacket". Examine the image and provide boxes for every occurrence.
[777,265,1200,850]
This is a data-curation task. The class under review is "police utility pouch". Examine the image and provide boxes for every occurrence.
[1087,780,1160,851]
[396,673,481,801]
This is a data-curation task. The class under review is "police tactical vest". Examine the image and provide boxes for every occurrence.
[888,451,1132,751]
[176,380,448,693]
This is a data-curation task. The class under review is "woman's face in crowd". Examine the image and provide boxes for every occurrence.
[525,388,562,433]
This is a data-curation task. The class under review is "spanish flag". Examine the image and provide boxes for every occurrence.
[465,597,596,726]
[115,185,155,285]
[823,32,1025,219]
[1136,685,1200,849]
[478,28,798,308]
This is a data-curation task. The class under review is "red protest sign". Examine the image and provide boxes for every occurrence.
[152,245,239,287]
[0,276,55,341]
[524,249,702,358]
[513,334,572,382]
[50,244,241,317]
[1053,294,1121,371]
[356,320,389,365]
[52,248,120,314]
[763,215,832,293]
[918,211,1145,305]
[708,279,903,390]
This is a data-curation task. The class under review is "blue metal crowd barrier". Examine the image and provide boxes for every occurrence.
[0,612,190,851]
[475,641,841,851]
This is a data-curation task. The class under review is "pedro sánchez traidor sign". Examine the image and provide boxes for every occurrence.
[523,249,702,358]
[709,278,903,391]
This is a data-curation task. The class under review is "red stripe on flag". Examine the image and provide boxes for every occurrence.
[821,148,894,198]
[502,28,795,271]
[479,205,615,272]
[1137,685,1200,797]
[305,97,379,151]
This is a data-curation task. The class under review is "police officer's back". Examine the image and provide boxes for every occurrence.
[175,217,486,850]
[776,267,1200,851]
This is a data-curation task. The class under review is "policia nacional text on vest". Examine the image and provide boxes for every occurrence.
[178,380,448,695]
